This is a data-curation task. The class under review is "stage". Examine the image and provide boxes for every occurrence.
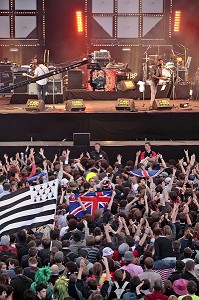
[0,99,199,142]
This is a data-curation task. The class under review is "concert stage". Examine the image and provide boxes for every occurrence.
[0,100,199,144]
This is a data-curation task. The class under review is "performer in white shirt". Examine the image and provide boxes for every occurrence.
[34,59,49,101]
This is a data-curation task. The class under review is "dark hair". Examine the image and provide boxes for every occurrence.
[9,259,19,267]
[88,278,98,290]
[0,284,6,295]
[23,289,36,300]
[144,257,154,269]
[15,266,24,275]
[36,282,47,293]
[175,260,185,271]
[145,142,151,147]
[42,238,51,249]
[17,230,27,243]
[185,260,195,272]
[187,281,197,294]
[28,247,38,257]
[50,229,59,240]
[153,279,162,292]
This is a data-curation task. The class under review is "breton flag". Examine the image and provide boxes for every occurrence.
[0,179,58,237]
[69,191,112,218]
[129,169,163,178]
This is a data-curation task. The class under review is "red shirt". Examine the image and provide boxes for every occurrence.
[140,150,156,160]
[146,291,168,300]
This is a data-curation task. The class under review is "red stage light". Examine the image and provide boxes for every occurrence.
[174,10,181,32]
[76,11,83,33]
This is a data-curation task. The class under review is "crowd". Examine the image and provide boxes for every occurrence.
[0,142,199,300]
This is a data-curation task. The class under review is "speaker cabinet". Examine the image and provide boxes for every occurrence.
[47,80,63,94]
[65,99,86,111]
[25,99,45,112]
[13,72,28,93]
[117,80,135,91]
[73,133,90,146]
[67,69,83,89]
[152,99,172,110]
[115,98,135,111]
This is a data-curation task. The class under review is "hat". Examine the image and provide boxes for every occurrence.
[165,177,171,183]
[102,247,114,257]
[195,253,199,264]
[0,235,10,246]
[54,251,64,263]
[61,178,68,185]
[94,208,104,218]
[124,251,134,261]
[118,243,129,255]
[161,171,169,177]
[173,279,188,296]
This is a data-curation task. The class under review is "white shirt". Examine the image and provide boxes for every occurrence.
[34,64,49,85]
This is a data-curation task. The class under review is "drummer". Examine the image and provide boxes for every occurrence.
[106,58,125,69]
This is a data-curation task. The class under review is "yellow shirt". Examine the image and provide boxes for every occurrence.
[178,294,199,300]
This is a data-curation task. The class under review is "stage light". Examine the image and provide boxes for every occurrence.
[174,10,181,32]
[76,11,83,33]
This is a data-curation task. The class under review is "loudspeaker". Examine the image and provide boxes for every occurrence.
[47,80,63,94]
[65,99,86,111]
[115,98,136,111]
[25,99,45,112]
[13,72,28,93]
[152,99,172,110]
[73,133,90,146]
[67,69,83,89]
[117,80,135,91]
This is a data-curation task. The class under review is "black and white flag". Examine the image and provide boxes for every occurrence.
[0,179,58,236]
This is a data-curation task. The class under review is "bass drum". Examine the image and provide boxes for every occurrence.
[87,69,116,91]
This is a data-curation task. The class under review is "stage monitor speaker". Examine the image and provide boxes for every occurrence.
[73,133,90,146]
[65,99,86,111]
[115,98,135,111]
[67,69,83,89]
[117,80,135,91]
[25,99,45,112]
[152,99,173,110]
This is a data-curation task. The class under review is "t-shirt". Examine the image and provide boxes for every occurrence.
[34,64,49,85]
[178,295,199,300]
[140,150,156,160]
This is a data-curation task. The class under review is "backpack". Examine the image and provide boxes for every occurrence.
[114,281,129,299]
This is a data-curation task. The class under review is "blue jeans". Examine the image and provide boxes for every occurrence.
[37,84,47,101]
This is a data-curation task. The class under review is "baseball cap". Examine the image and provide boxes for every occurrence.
[0,235,10,246]
[102,247,114,257]
[118,243,129,255]
[124,251,134,261]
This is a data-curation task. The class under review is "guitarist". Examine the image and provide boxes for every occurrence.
[34,59,49,101]
[149,58,165,110]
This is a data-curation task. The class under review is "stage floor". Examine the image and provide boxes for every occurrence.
[0,99,198,113]
[0,99,199,143]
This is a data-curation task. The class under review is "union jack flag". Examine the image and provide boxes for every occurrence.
[69,191,112,217]
[129,169,163,178]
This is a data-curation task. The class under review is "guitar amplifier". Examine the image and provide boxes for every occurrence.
[117,80,135,91]
[47,80,63,94]
[0,65,13,91]
[13,72,28,93]
[25,99,45,112]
